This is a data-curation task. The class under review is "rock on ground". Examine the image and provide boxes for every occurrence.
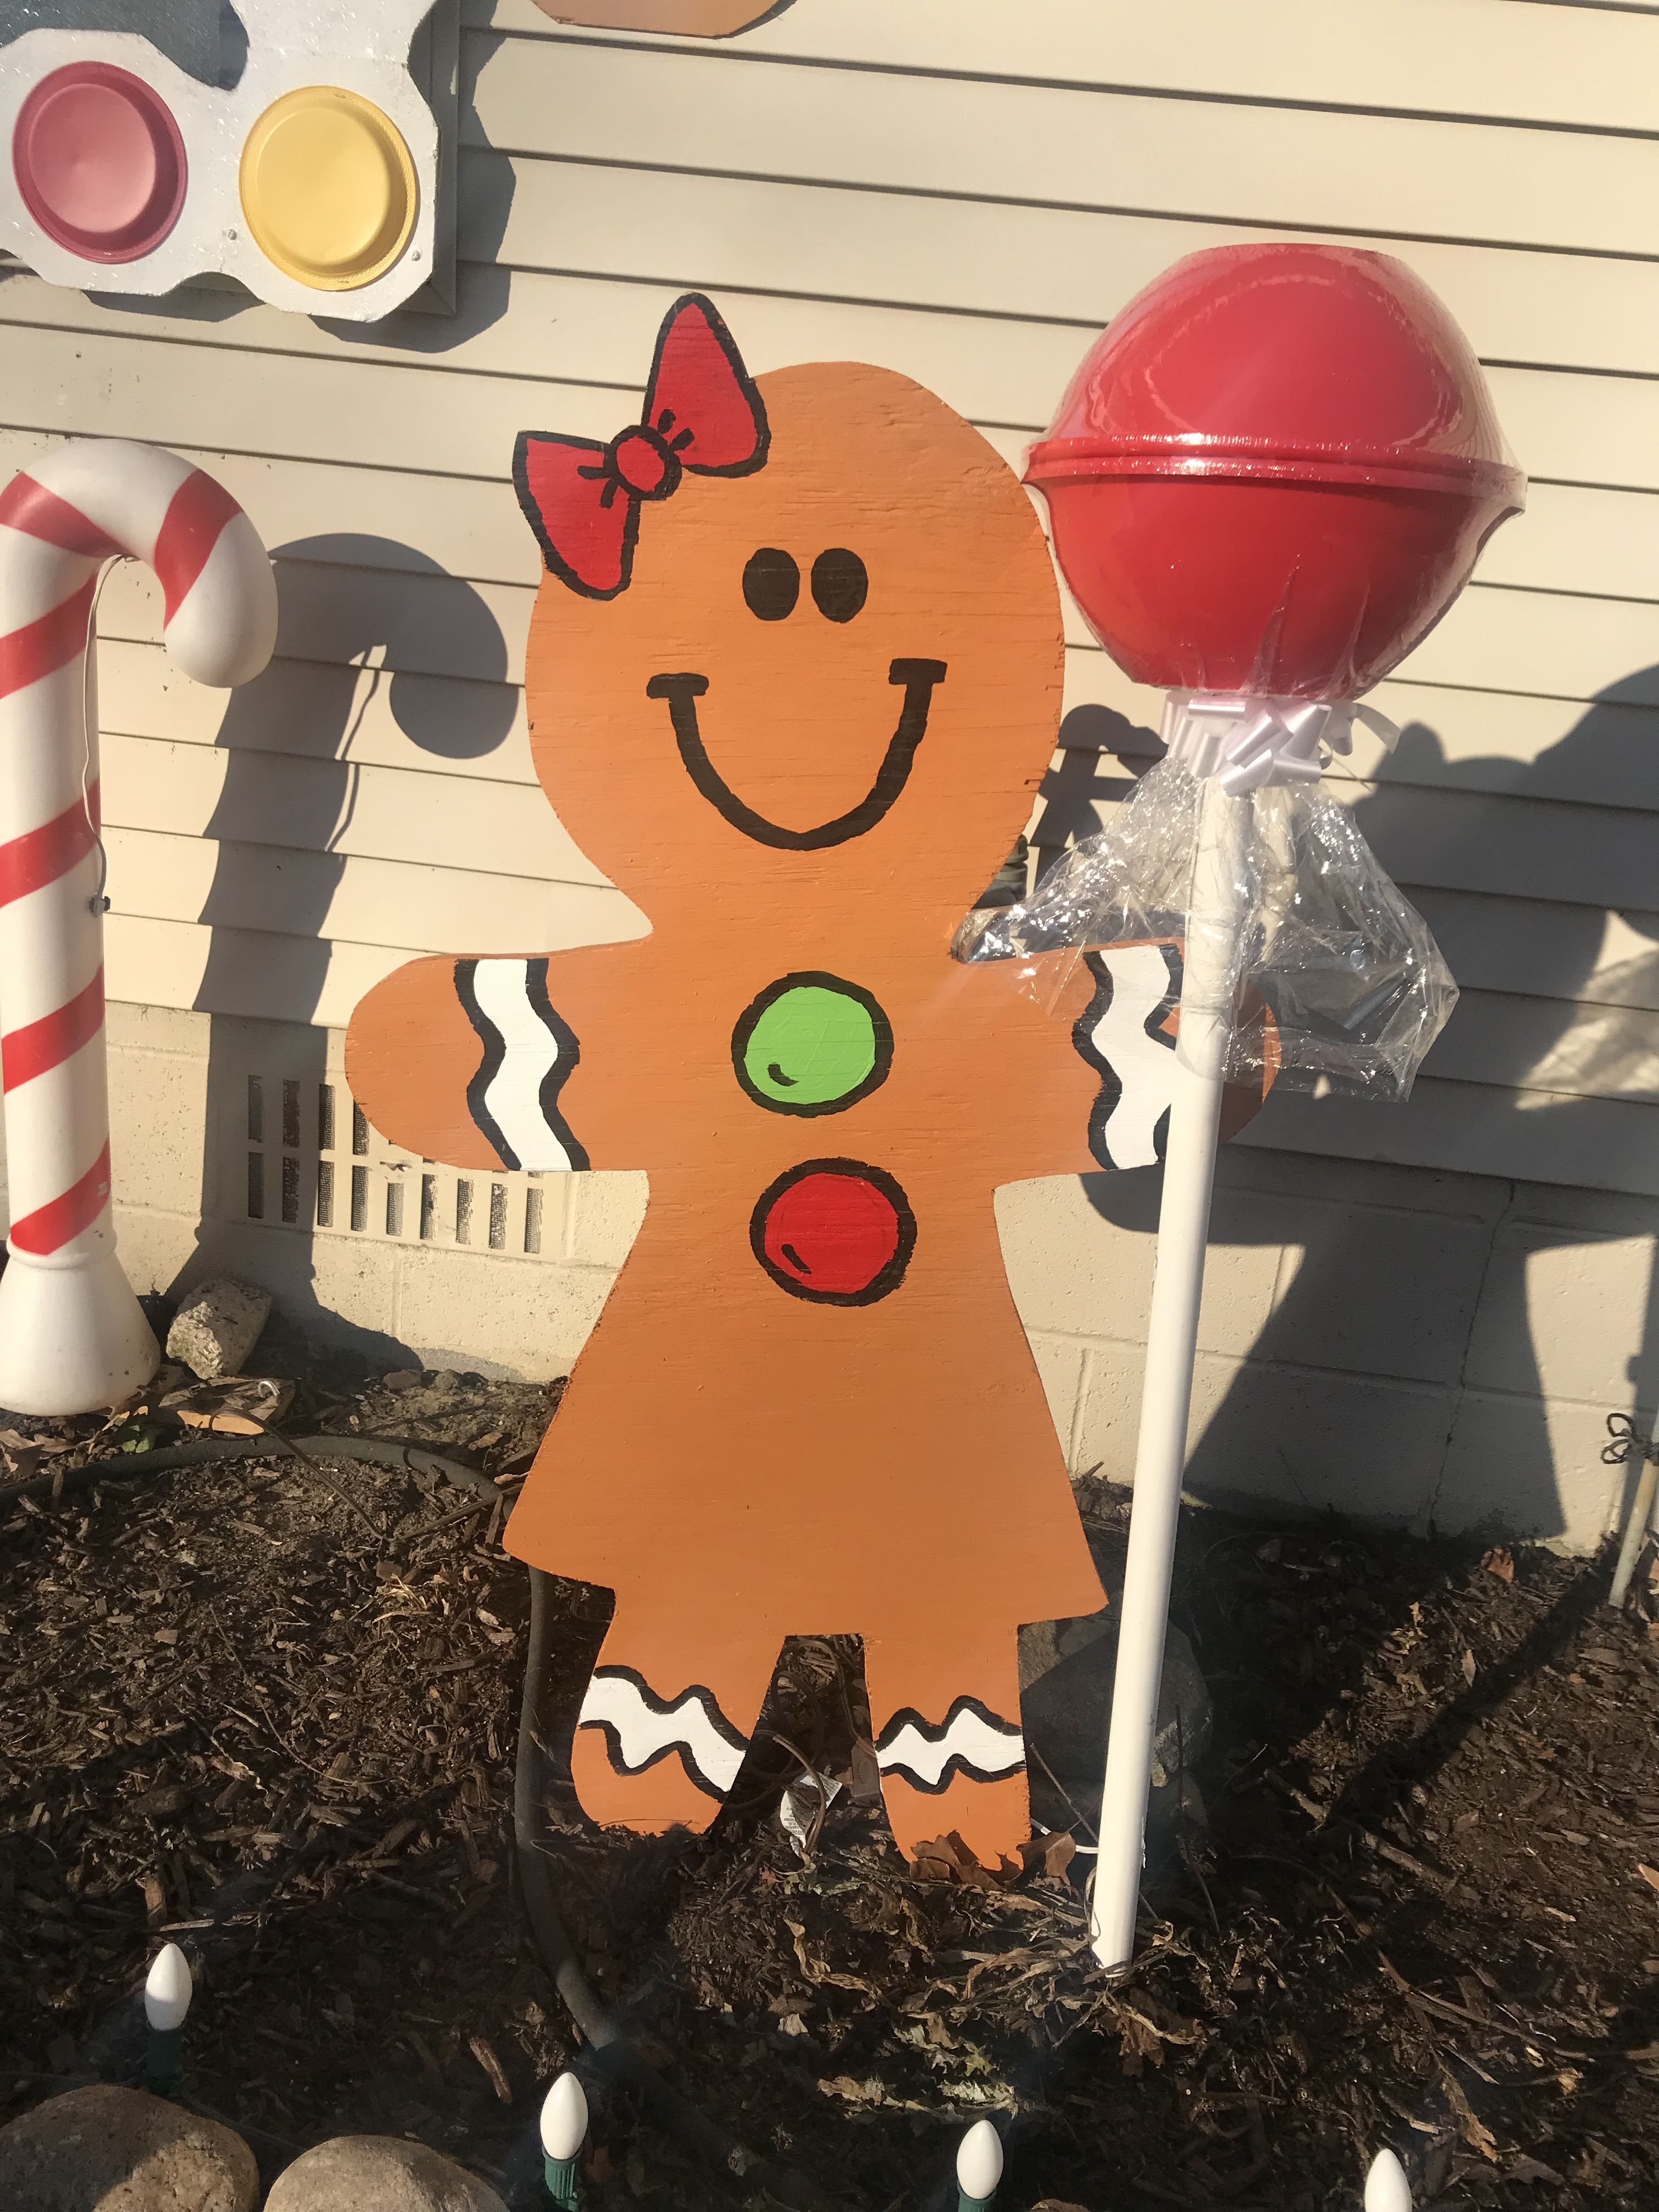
[166,1279,273,1383]
[0,2084,257,2211]
[263,2136,509,2212]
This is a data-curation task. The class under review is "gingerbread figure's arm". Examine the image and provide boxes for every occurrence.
[990,938,1275,1183]
[346,947,638,1173]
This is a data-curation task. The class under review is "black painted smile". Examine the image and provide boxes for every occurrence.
[645,657,947,849]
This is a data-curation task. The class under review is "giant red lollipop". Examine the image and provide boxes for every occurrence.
[1019,247,1525,1980]
[1025,242,1525,699]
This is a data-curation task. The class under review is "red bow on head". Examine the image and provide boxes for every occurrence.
[514,294,769,601]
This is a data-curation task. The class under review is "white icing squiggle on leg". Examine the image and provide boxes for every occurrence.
[578,1667,748,1798]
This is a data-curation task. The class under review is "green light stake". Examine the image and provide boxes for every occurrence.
[142,1943,192,2097]
[956,2119,1003,2212]
[540,2072,588,2209]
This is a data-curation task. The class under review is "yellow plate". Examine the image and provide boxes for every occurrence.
[240,86,417,292]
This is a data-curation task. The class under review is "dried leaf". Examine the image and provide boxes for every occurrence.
[1438,2065,1499,2162]
[1111,2005,1166,2078]
[1481,1547,1515,1583]
[848,1736,883,1805]
[1462,1648,1478,1685]
[162,1376,294,1436]
[819,2074,887,2105]
[911,1831,1011,1889]
[1637,1864,1659,1894]
[467,2032,512,2104]
[1018,1830,1078,1882]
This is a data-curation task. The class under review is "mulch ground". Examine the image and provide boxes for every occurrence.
[2,1350,1657,2211]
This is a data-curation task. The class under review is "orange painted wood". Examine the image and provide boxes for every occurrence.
[529,1,794,32]
[346,310,1269,1867]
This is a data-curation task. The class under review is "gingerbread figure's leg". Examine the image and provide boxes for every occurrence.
[572,1607,778,1835]
[864,1628,1029,1870]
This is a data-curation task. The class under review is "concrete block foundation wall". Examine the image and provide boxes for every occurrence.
[104,1003,641,1381]
[97,1003,1653,1557]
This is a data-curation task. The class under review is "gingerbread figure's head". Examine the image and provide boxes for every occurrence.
[531,1,793,30]
[515,296,1063,940]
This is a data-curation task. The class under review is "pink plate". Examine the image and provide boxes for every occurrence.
[14,62,187,265]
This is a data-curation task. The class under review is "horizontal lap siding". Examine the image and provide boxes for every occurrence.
[472,154,1659,379]
[464,33,1659,259]
[3,1,1654,1194]
[4,273,1655,475]
[468,0,1658,136]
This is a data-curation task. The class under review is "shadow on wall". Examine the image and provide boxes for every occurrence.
[324,0,517,363]
[1077,668,1659,1550]
[177,536,516,1362]
[0,1,221,79]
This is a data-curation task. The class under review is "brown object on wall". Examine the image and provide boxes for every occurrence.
[346,296,1272,1871]
[530,1,795,34]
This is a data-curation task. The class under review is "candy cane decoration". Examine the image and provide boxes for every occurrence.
[0,439,276,1416]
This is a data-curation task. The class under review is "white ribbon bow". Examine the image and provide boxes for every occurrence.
[1161,691,1401,795]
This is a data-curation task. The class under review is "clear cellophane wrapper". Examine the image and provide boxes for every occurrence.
[956,757,1457,1102]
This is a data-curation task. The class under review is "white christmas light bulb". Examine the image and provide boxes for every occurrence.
[143,1943,193,2033]
[540,2072,588,2163]
[1364,2148,1413,2212]
[956,2119,1004,2204]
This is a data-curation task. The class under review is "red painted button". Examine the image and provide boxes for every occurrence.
[13,64,187,264]
[751,1159,916,1306]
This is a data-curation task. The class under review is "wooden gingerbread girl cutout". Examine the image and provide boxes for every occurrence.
[346,296,1271,1868]
[530,1,796,33]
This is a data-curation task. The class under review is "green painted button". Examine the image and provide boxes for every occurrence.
[732,972,893,1116]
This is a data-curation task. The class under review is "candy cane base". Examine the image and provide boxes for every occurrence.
[0,1243,157,1417]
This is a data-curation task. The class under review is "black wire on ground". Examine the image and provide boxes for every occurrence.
[7,1425,858,2210]
[0,1431,500,1511]
[514,1566,856,2212]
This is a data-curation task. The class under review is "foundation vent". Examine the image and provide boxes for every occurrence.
[240,1073,553,1260]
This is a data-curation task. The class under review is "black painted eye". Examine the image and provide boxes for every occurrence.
[811,548,867,623]
[742,547,800,620]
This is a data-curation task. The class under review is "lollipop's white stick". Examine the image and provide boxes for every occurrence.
[1609,1457,1657,1610]
[1091,775,1248,1973]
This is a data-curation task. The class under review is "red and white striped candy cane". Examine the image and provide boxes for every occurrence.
[0,439,276,1415]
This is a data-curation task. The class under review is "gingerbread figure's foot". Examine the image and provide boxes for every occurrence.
[572,1613,778,1836]
[864,1633,1030,1871]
